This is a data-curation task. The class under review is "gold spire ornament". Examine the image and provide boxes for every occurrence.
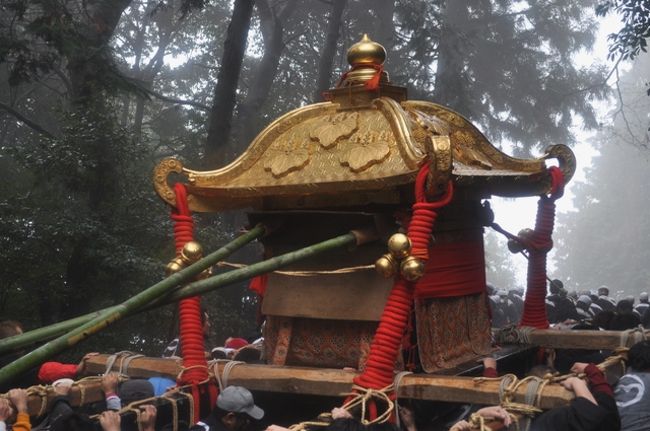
[347,34,386,66]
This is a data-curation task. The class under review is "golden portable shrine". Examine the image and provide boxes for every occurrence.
[0,35,643,430]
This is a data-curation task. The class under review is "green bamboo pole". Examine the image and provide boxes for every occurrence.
[0,225,266,356]
[0,231,363,386]
[164,232,359,302]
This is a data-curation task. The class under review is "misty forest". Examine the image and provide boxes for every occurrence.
[1,0,649,358]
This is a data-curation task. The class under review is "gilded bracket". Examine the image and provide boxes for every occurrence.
[542,144,576,186]
[153,157,187,208]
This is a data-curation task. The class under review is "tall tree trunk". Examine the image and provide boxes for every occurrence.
[204,0,255,167]
[66,0,133,106]
[313,0,347,102]
[235,0,298,149]
[433,0,470,113]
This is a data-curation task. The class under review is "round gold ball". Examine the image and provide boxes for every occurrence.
[375,254,398,279]
[400,256,425,282]
[387,233,412,259]
[181,241,203,263]
[166,258,184,275]
[347,34,386,66]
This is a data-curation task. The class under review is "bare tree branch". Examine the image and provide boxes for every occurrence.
[145,88,210,110]
[0,101,56,139]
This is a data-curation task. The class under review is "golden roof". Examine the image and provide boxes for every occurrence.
[154,35,575,212]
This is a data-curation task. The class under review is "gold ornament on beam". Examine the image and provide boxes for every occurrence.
[375,253,398,279]
[166,257,185,276]
[181,241,203,264]
[400,256,425,282]
[387,233,412,260]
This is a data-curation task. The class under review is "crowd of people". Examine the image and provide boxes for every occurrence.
[1,282,650,431]
[489,282,650,330]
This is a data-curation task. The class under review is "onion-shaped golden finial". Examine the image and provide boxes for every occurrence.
[181,241,203,264]
[400,256,425,281]
[166,257,185,275]
[347,34,386,66]
[387,233,412,260]
[375,253,398,278]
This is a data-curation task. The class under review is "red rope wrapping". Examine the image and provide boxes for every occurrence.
[350,165,453,420]
[171,184,211,423]
[413,240,486,299]
[336,64,384,91]
[519,167,565,329]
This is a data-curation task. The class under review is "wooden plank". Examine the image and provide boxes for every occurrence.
[496,328,650,350]
[84,354,575,409]
[262,271,392,321]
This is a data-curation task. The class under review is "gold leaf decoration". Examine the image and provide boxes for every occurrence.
[263,139,311,178]
[309,112,358,149]
[339,131,391,173]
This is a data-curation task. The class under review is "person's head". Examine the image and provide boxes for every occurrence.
[486,283,496,296]
[626,295,636,306]
[225,337,249,350]
[598,286,610,297]
[549,279,563,295]
[215,386,263,431]
[118,379,155,405]
[609,312,641,330]
[617,299,634,314]
[628,340,650,372]
[577,295,591,310]
[589,292,599,303]
[593,310,615,330]
[0,320,23,339]
[640,292,649,304]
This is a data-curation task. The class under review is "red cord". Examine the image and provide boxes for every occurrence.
[350,164,453,421]
[171,184,211,423]
[519,167,564,329]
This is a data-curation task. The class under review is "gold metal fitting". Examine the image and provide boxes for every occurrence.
[400,256,425,281]
[180,241,203,264]
[165,257,185,275]
[387,233,412,260]
[375,253,398,278]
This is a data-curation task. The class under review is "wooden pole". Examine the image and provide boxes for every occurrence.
[0,231,363,387]
[83,354,575,410]
[1,379,106,417]
[0,225,267,356]
[495,327,650,350]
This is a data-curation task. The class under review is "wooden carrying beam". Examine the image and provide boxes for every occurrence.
[84,354,575,409]
[496,327,649,350]
[13,379,105,417]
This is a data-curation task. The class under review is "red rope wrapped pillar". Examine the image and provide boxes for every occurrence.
[519,167,565,329]
[349,165,453,422]
[171,184,211,423]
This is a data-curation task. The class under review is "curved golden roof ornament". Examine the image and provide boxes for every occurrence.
[153,34,576,212]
